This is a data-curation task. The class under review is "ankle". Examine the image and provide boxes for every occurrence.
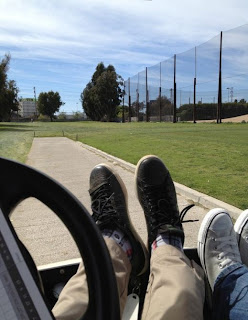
[102,228,133,260]
[152,233,183,253]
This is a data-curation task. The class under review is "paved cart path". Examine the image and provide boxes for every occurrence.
[11,137,212,266]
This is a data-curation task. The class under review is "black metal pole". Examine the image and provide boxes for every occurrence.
[146,67,149,122]
[173,54,177,123]
[136,74,139,122]
[129,95,131,122]
[193,77,196,123]
[159,86,162,122]
[136,91,139,122]
[122,83,125,123]
[217,31,223,123]
[193,46,196,123]
[159,62,162,122]
[128,78,131,122]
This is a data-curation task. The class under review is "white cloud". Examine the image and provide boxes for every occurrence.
[1,0,248,111]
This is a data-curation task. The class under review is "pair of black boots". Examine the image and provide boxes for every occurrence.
[89,155,184,277]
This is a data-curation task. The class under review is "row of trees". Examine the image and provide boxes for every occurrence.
[0,53,64,122]
[3,54,248,123]
[121,96,172,121]
[1,54,123,122]
[177,100,248,121]
[81,62,123,121]
[125,96,248,122]
[0,54,19,121]
[36,63,125,121]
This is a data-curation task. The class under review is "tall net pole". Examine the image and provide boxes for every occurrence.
[122,83,125,123]
[136,73,139,122]
[128,77,131,122]
[173,54,177,123]
[159,62,162,122]
[193,47,196,123]
[217,31,223,123]
[146,67,149,122]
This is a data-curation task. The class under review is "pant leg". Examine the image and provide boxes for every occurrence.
[141,245,205,320]
[212,262,248,320]
[52,238,131,320]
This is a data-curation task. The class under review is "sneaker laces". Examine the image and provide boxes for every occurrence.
[214,235,241,269]
[91,183,117,225]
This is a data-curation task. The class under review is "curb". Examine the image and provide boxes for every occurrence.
[174,183,242,220]
[77,142,242,220]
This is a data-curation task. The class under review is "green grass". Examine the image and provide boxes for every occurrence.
[1,121,248,209]
[0,123,34,163]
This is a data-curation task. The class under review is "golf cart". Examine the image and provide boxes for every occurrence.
[0,157,211,319]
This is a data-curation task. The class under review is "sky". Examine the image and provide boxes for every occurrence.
[0,0,248,112]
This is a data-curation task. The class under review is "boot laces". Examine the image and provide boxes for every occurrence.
[143,183,197,232]
[91,183,116,225]
[179,204,198,223]
[143,184,179,231]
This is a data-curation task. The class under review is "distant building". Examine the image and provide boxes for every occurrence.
[19,99,37,118]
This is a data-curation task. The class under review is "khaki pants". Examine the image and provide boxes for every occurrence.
[53,238,205,320]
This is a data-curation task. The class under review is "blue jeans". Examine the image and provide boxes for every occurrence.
[212,263,248,319]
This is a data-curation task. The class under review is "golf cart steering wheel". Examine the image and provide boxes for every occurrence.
[0,157,120,320]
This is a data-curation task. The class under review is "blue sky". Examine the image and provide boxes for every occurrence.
[0,0,248,112]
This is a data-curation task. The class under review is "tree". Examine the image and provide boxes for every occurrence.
[57,112,67,121]
[81,62,123,121]
[0,54,10,92]
[91,62,105,86]
[81,82,102,120]
[1,80,19,121]
[38,91,63,121]
[150,96,172,117]
[0,54,19,121]
[239,98,247,104]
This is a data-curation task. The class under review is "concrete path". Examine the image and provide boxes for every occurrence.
[10,137,241,266]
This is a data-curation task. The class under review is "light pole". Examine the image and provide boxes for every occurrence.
[226,87,230,102]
